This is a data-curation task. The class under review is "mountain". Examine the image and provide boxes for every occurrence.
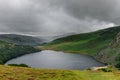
[0,40,40,64]
[42,26,120,56]
[95,32,120,68]
[0,34,44,46]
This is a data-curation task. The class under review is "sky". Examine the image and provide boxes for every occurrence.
[0,0,119,36]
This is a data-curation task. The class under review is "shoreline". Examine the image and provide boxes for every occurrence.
[6,49,105,70]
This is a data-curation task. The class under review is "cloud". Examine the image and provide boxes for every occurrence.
[0,0,118,36]
[52,0,119,22]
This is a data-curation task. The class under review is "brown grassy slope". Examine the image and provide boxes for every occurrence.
[0,65,120,80]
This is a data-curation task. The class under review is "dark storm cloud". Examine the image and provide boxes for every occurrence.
[0,0,44,33]
[0,0,119,36]
[52,0,119,23]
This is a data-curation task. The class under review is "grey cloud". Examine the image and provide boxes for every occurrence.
[51,0,119,23]
[0,0,118,36]
[0,0,44,33]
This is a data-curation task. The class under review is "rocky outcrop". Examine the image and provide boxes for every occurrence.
[95,32,120,67]
[110,32,120,47]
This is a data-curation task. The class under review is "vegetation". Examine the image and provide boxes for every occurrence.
[8,64,30,67]
[0,40,40,64]
[42,26,120,56]
[98,66,113,72]
[94,31,120,68]
[0,34,42,46]
[0,65,119,80]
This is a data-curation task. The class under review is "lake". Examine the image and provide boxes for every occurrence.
[5,50,104,70]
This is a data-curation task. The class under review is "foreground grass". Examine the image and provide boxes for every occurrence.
[0,65,120,80]
[42,26,120,56]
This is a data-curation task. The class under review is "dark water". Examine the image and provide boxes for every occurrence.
[5,50,104,70]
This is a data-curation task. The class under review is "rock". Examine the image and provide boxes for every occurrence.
[95,32,120,66]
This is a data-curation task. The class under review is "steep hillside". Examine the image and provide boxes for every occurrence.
[0,65,119,80]
[95,32,120,68]
[0,34,43,46]
[0,40,40,64]
[42,26,120,56]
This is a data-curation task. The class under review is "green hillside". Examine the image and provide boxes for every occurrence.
[0,65,119,80]
[95,32,120,68]
[0,34,43,46]
[42,26,120,56]
[0,40,40,64]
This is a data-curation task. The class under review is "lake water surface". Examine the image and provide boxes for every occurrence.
[5,50,104,70]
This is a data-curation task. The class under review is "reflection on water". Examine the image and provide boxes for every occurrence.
[6,50,104,70]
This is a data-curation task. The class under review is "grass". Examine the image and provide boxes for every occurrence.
[0,65,120,80]
[42,26,120,56]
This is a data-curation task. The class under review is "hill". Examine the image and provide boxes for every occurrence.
[0,65,119,80]
[95,32,120,68]
[0,40,40,64]
[0,34,43,46]
[42,26,120,56]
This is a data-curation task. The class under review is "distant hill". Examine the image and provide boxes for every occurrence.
[0,40,40,64]
[0,34,44,46]
[37,32,76,43]
[0,34,42,64]
[42,26,120,56]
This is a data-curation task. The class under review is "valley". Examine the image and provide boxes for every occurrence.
[0,26,120,80]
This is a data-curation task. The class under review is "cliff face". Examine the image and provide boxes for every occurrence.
[95,32,120,67]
